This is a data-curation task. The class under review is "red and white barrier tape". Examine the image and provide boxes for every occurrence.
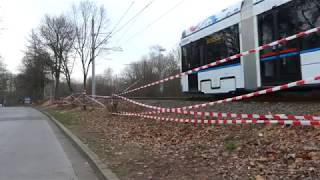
[141,110,320,121]
[118,27,320,95]
[85,95,106,108]
[114,75,320,113]
[88,95,111,99]
[114,112,320,126]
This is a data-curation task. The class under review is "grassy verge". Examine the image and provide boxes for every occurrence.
[46,110,77,126]
[43,107,320,180]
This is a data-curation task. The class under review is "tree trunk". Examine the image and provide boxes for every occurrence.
[65,73,73,93]
[54,72,60,100]
[82,73,87,110]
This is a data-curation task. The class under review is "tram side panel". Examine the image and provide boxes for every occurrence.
[197,64,244,94]
[240,0,260,91]
[181,0,320,94]
[301,49,320,84]
[255,0,320,87]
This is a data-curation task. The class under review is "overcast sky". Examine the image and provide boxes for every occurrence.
[0,0,241,80]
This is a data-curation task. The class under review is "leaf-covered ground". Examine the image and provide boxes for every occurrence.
[46,101,320,180]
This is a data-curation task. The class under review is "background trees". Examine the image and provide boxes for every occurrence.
[121,45,181,97]
[15,51,50,102]
[0,57,11,105]
[72,0,110,92]
[0,57,8,95]
[0,57,18,106]
[9,0,183,105]
[39,14,75,98]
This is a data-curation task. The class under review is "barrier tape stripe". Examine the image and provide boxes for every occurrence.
[88,95,112,99]
[85,95,106,108]
[118,27,320,95]
[113,112,320,126]
[140,110,320,121]
[114,75,320,115]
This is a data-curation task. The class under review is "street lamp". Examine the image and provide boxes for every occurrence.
[43,70,54,103]
[158,48,166,96]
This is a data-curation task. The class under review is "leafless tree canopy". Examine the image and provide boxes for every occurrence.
[72,0,110,91]
[121,45,181,97]
[38,14,75,97]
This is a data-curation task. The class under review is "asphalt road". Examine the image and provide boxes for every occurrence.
[0,107,100,180]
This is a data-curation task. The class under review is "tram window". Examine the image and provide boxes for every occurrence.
[280,56,300,74]
[294,0,320,50]
[264,61,275,77]
[258,13,275,55]
[187,45,192,70]
[277,7,298,49]
[206,24,240,65]
[199,42,206,66]
[181,41,202,71]
[182,45,193,71]
[259,0,320,50]
[191,42,201,69]
[181,24,240,72]
[259,13,274,45]
[259,12,276,79]
[181,47,188,72]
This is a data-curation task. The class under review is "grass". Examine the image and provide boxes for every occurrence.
[225,141,237,152]
[47,110,76,126]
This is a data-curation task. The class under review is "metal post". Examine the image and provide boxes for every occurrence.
[91,18,96,98]
[92,55,96,97]
[159,48,166,96]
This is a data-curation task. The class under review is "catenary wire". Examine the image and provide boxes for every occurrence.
[122,0,186,43]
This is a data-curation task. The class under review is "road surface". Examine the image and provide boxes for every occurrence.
[0,107,100,180]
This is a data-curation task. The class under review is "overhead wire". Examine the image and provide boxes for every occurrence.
[97,1,135,46]
[122,0,186,43]
[109,1,135,35]
[112,0,155,36]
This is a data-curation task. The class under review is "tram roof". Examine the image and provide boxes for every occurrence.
[181,0,265,38]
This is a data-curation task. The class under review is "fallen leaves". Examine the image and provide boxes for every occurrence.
[49,102,320,180]
[255,175,265,180]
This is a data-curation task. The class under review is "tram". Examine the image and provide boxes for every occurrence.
[180,0,320,94]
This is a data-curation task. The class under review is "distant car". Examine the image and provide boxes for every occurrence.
[24,97,32,104]
[0,104,3,107]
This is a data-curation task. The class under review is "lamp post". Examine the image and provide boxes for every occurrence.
[158,48,166,96]
[43,70,54,104]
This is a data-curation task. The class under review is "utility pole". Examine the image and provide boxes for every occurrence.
[91,18,96,98]
[158,48,166,96]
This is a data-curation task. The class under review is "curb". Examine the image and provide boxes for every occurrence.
[42,111,120,180]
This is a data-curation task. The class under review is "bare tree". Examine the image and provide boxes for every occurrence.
[72,0,110,92]
[61,52,75,93]
[39,14,75,99]
[87,68,114,96]
[121,45,181,97]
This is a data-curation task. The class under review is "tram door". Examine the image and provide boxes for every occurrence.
[186,40,202,92]
[188,39,207,92]
[259,8,301,86]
